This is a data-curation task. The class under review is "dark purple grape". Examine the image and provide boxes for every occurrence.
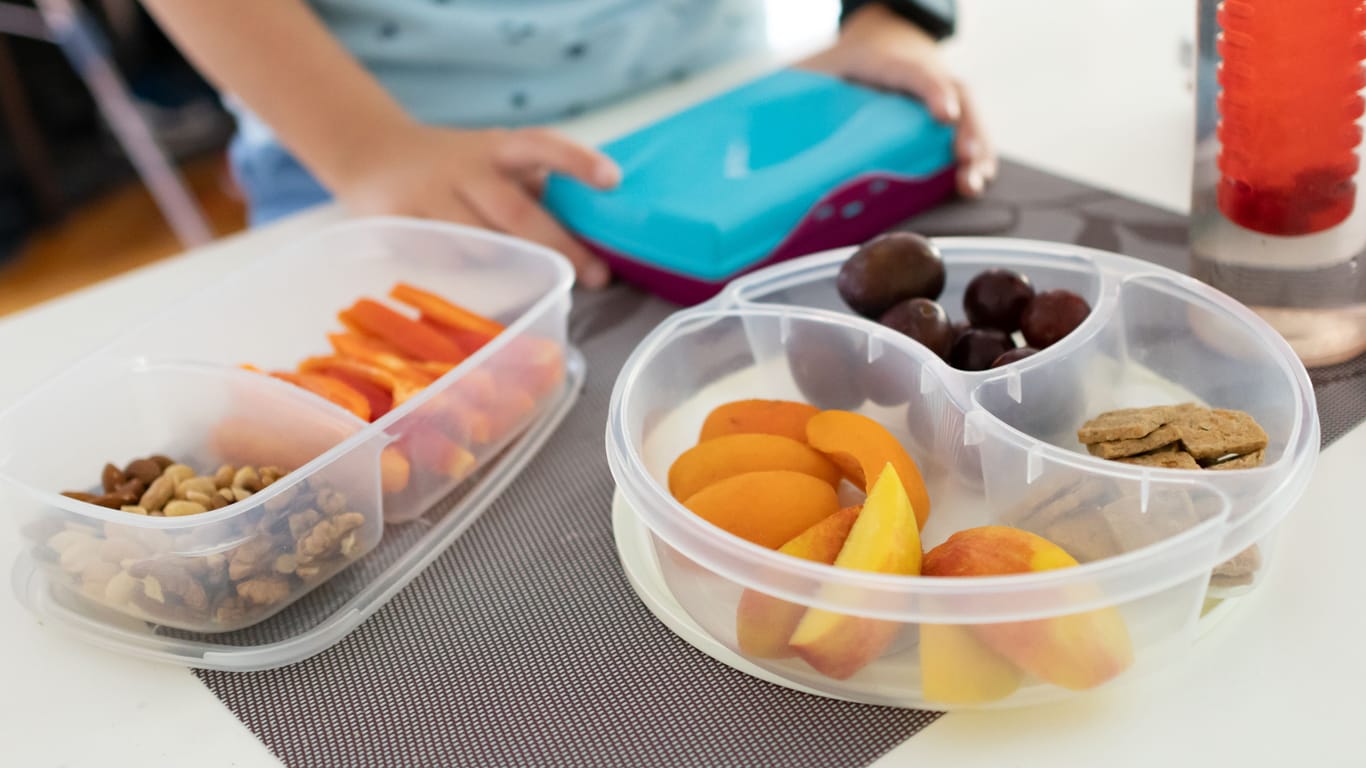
[990,347,1040,368]
[963,269,1035,332]
[948,329,1015,371]
[837,232,945,318]
[786,322,867,410]
[1020,290,1092,349]
[879,298,955,360]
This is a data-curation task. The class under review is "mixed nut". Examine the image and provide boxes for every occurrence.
[61,454,287,516]
[43,455,371,628]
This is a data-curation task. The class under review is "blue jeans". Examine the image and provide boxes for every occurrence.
[228,135,332,226]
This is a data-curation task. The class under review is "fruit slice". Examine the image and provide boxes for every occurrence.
[698,399,821,444]
[788,464,922,679]
[668,434,842,501]
[736,505,861,658]
[682,471,840,549]
[805,410,931,529]
[922,526,1134,691]
[920,624,1022,705]
[339,299,466,364]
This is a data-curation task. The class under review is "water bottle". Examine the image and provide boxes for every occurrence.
[1190,0,1366,367]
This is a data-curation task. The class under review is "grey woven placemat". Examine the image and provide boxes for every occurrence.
[197,161,1366,767]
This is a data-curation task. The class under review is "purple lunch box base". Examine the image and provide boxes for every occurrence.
[580,169,958,306]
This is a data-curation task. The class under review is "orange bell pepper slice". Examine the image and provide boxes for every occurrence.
[300,355,426,408]
[420,316,498,356]
[338,299,466,364]
[391,282,504,338]
[329,333,454,383]
[269,371,371,422]
[290,352,401,421]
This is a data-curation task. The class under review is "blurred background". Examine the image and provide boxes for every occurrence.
[0,0,245,317]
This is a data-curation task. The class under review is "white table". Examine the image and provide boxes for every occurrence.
[3,1,1362,765]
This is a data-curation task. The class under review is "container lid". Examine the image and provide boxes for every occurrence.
[543,69,955,282]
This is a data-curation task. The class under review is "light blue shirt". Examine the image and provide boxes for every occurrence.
[232,0,767,150]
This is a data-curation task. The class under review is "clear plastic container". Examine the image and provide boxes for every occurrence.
[606,238,1319,709]
[1,218,576,653]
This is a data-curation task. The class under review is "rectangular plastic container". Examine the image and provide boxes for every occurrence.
[0,218,576,650]
[606,238,1319,709]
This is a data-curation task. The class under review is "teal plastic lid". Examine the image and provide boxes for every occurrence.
[544,69,955,282]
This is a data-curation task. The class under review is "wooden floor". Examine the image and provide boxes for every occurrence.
[0,152,247,317]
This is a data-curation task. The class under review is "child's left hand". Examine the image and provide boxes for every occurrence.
[800,3,996,199]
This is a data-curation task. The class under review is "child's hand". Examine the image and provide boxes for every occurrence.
[335,124,621,288]
[800,3,996,199]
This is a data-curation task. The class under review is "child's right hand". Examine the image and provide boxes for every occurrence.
[334,123,621,288]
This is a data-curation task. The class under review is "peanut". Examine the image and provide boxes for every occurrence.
[104,570,139,604]
[59,538,100,574]
[139,475,175,512]
[232,466,262,493]
[120,505,149,516]
[175,476,216,501]
[212,464,236,489]
[163,500,207,517]
[185,490,214,507]
[161,463,195,486]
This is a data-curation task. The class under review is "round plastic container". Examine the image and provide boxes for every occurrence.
[606,238,1319,709]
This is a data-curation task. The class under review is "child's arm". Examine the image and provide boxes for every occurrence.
[803,3,994,198]
[141,0,618,287]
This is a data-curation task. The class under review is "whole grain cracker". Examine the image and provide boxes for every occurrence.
[1175,408,1268,460]
[1077,403,1198,444]
[1205,448,1267,471]
[1115,447,1201,470]
[1087,423,1182,459]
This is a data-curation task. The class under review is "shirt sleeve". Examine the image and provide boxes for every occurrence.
[839,0,957,40]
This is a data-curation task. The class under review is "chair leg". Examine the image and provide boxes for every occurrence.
[0,34,62,221]
[35,0,215,248]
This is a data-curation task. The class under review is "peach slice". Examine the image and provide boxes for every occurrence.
[788,464,922,680]
[805,410,931,529]
[920,624,1022,705]
[922,526,1134,691]
[698,399,821,444]
[682,471,840,549]
[735,505,861,658]
[668,433,842,501]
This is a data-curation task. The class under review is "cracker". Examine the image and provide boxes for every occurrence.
[1077,403,1197,443]
[1087,423,1182,459]
[1115,447,1201,470]
[1205,448,1267,471]
[1013,478,1110,530]
[1043,513,1120,563]
[1099,491,1198,553]
[1211,544,1262,588]
[1175,408,1268,460]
